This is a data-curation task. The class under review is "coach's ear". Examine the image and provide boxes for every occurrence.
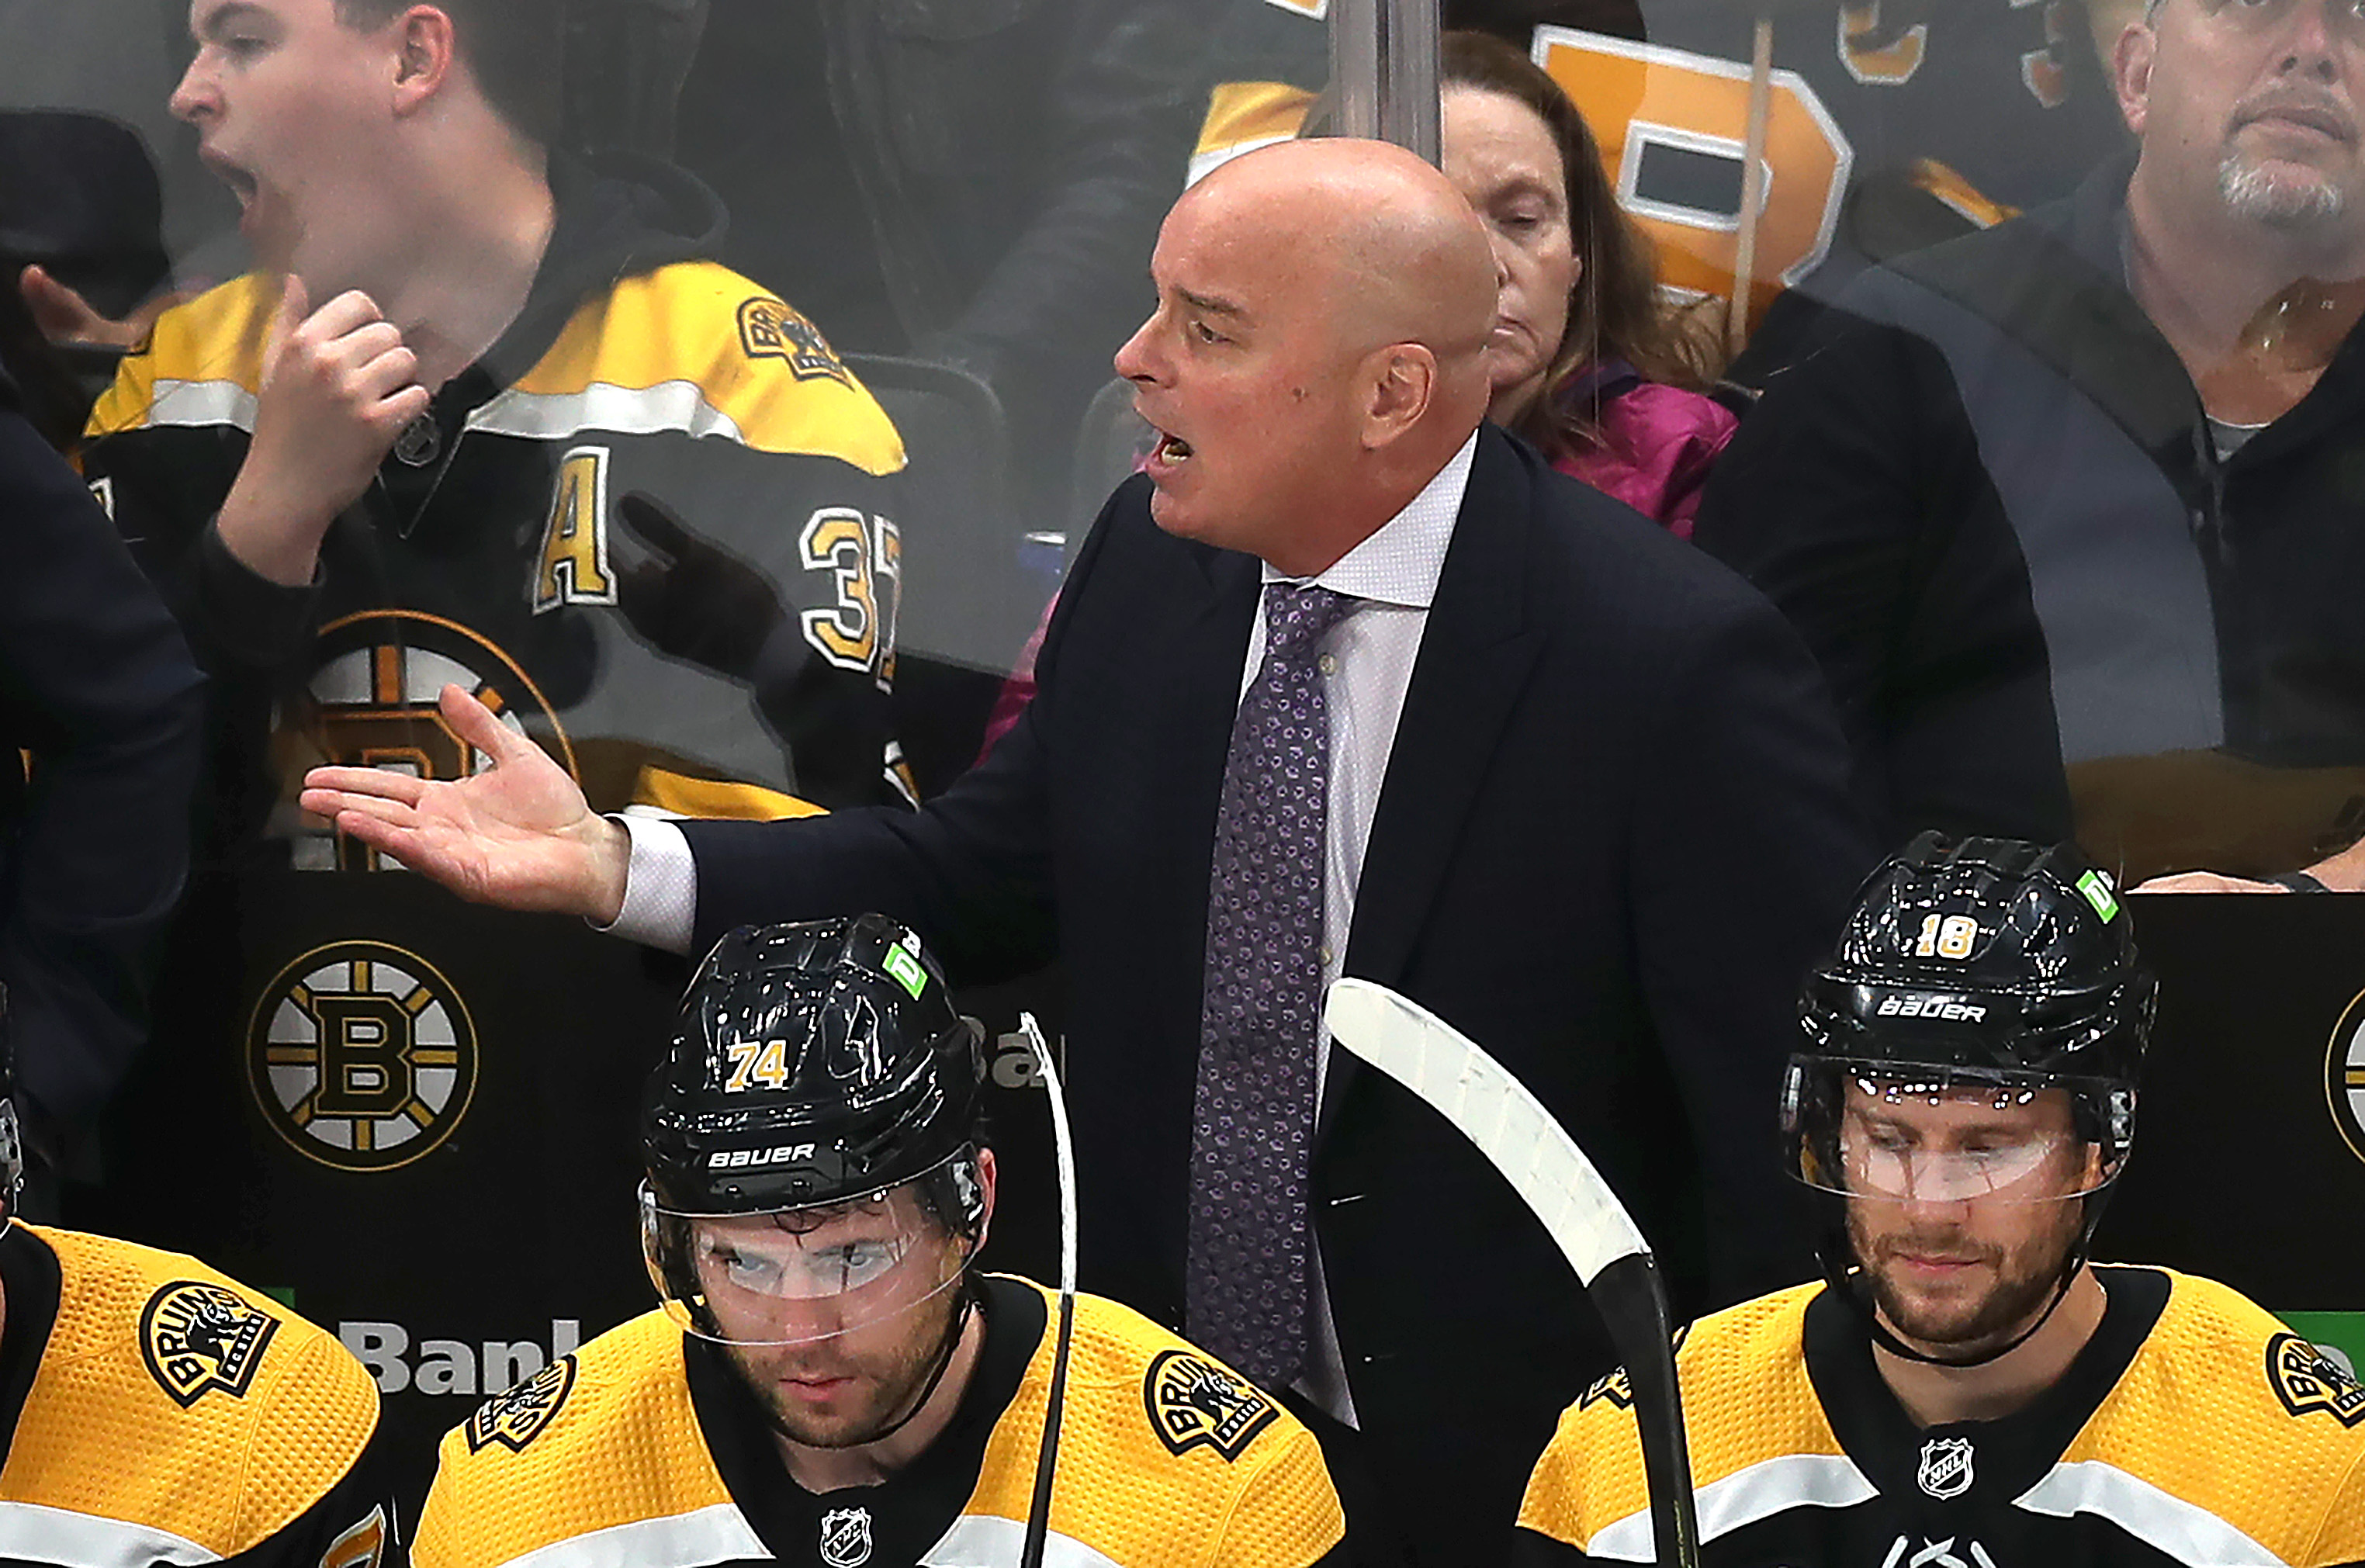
[387,4,461,118]
[2112,9,2157,138]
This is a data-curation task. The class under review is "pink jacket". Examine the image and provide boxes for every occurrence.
[1547,369,1738,538]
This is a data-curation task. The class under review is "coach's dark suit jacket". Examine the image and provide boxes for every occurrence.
[683,424,1872,1560]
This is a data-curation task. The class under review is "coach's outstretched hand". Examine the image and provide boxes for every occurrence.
[298,684,632,923]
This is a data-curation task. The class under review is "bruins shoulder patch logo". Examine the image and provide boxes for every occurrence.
[1144,1349,1279,1462]
[1579,1323,1690,1411]
[2269,1332,2365,1427]
[140,1281,279,1407]
[738,297,850,385]
[466,1355,577,1452]
[1579,1365,1633,1411]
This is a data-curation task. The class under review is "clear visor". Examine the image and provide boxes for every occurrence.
[639,1166,977,1347]
[1787,1061,2120,1203]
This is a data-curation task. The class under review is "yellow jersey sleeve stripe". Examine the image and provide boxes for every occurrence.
[626,769,828,822]
[1582,1453,1877,1562]
[0,1501,216,1567]
[2016,1461,2283,1566]
[503,261,905,475]
[85,274,275,438]
[1194,81,1318,157]
[490,1504,765,1568]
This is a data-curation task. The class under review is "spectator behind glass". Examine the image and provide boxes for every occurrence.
[0,356,202,1212]
[1694,0,2365,886]
[1439,31,1736,535]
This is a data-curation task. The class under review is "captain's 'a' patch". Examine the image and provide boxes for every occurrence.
[140,1281,279,1407]
[2268,1332,2365,1427]
[467,1355,578,1452]
[1144,1349,1279,1462]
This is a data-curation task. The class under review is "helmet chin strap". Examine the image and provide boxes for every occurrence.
[1821,1192,2108,1372]
[1853,1258,2079,1370]
[845,1276,979,1448]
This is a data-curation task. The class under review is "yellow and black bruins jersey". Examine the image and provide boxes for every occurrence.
[0,1223,394,1568]
[414,1275,1348,1568]
[1516,1266,2365,1566]
[83,155,911,831]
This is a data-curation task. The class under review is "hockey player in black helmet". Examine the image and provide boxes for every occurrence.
[415,915,1356,1568]
[1785,831,2151,1372]
[1515,835,2365,1567]
[637,913,993,1456]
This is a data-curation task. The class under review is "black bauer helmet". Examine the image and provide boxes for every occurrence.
[1782,834,2156,1364]
[639,915,989,1348]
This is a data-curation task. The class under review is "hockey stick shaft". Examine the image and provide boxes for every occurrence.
[1018,1013,1078,1568]
[1324,980,1701,1568]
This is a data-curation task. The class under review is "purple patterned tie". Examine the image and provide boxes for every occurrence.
[1186,581,1356,1388]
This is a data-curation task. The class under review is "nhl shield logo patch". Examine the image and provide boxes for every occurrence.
[140,1281,279,1407]
[466,1356,578,1452]
[2268,1332,2365,1427]
[819,1506,873,1568]
[1917,1435,1976,1500]
[1144,1349,1279,1462]
[248,940,480,1173]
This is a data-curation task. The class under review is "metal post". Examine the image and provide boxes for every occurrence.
[1727,14,1777,355]
[1329,0,1442,165]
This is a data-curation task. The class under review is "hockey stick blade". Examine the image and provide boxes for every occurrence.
[1324,979,1701,1568]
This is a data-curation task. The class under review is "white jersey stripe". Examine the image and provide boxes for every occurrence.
[128,377,755,450]
[0,1501,218,1566]
[487,1504,767,1568]
[466,382,747,445]
[141,378,259,434]
[2014,1460,2285,1566]
[1584,1453,1880,1561]
[919,1514,1128,1568]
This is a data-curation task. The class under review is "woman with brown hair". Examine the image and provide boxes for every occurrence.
[1442,29,1737,534]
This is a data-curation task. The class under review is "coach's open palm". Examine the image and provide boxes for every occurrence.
[298,684,632,922]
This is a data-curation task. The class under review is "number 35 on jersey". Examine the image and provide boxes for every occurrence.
[532,447,903,689]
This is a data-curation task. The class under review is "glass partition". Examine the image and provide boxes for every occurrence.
[10,0,2365,1495]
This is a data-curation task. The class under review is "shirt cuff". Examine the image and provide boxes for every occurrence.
[597,813,697,954]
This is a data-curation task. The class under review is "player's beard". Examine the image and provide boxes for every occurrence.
[1849,1197,2083,1355]
[722,1289,967,1450]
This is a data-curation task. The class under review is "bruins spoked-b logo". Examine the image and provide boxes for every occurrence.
[2327,986,2365,1168]
[466,1357,577,1453]
[738,296,850,385]
[2269,1331,2365,1427]
[1144,1349,1279,1462]
[140,1282,279,1407]
[288,611,575,873]
[248,941,479,1172]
